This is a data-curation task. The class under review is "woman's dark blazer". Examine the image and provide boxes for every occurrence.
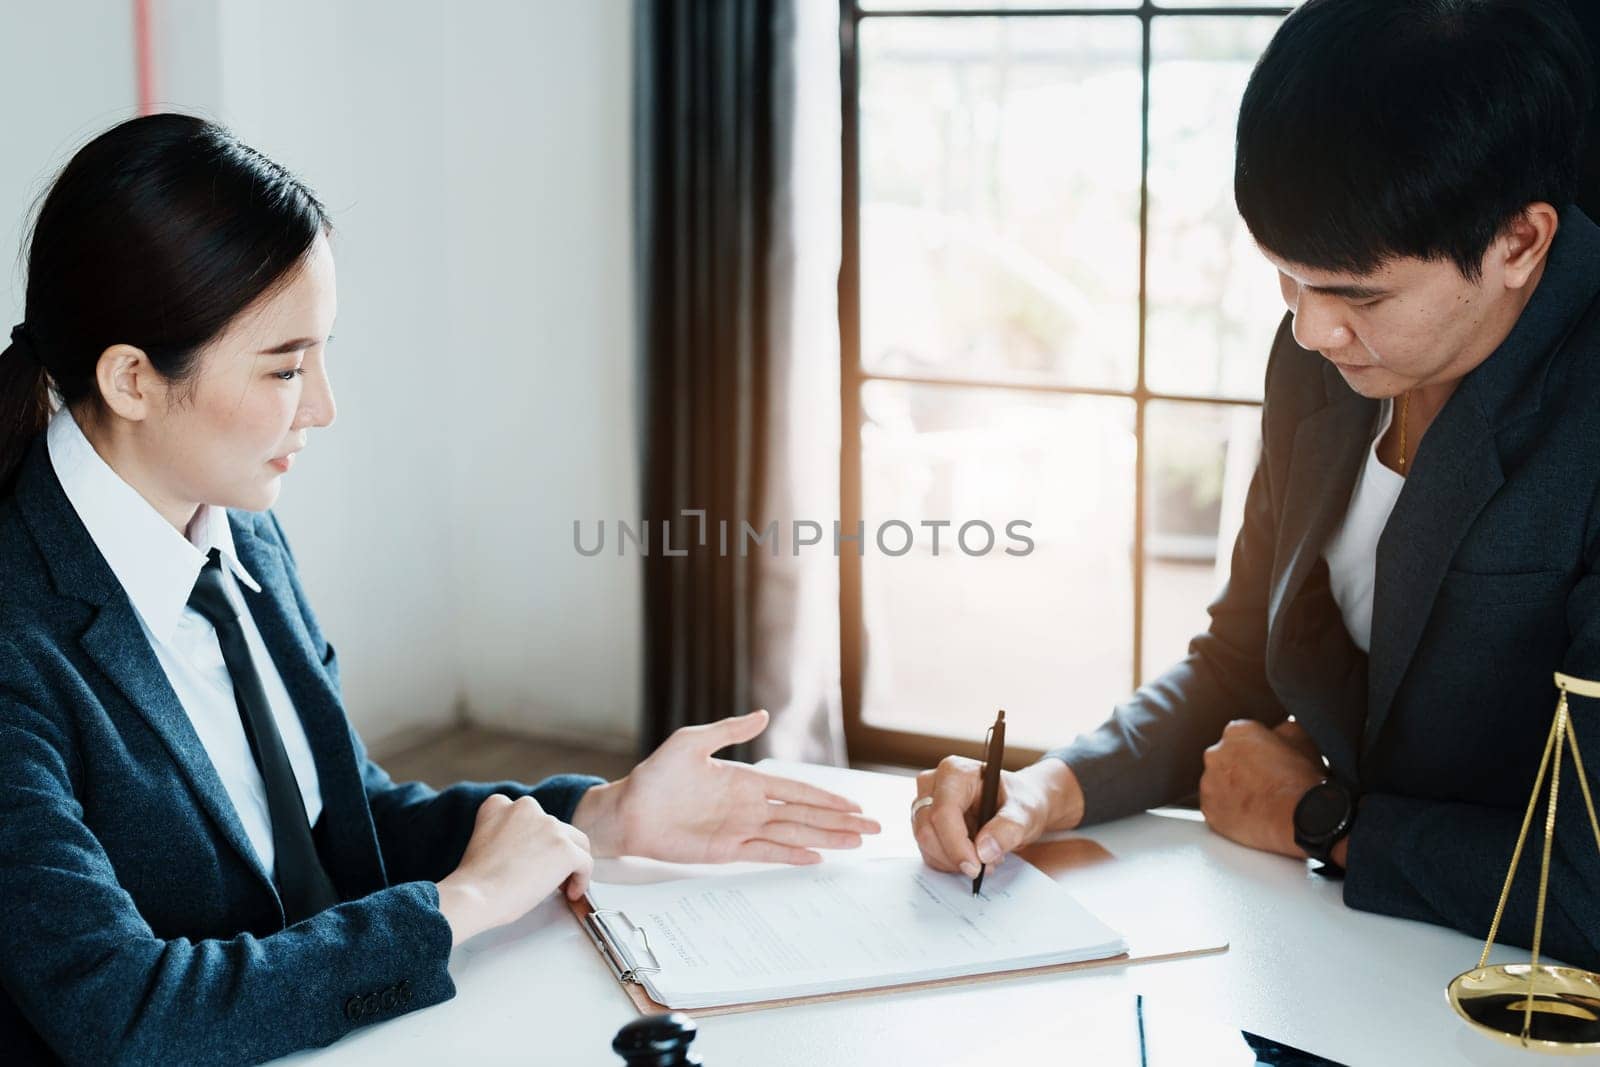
[1050,207,1600,969]
[0,436,601,1066]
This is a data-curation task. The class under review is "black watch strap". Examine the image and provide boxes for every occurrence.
[1293,778,1355,876]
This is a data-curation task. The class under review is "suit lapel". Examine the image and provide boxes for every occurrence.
[229,519,387,897]
[13,440,278,893]
[1267,367,1375,658]
[1364,395,1503,754]
[79,599,276,892]
[15,434,387,900]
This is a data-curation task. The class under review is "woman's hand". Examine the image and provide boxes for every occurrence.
[571,710,881,865]
[435,794,594,947]
[912,756,1085,878]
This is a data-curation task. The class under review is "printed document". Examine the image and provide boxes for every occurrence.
[585,855,1126,1009]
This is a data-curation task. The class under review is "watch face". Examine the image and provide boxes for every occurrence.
[1296,782,1349,838]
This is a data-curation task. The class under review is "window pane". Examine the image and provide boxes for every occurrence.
[1140,399,1261,685]
[859,17,1142,391]
[858,381,1135,750]
[1145,16,1285,399]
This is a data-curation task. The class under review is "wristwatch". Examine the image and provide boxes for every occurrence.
[1293,778,1355,876]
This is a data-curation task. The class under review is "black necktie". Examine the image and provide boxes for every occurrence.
[188,548,338,923]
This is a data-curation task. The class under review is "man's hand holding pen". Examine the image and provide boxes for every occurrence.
[910,753,1086,880]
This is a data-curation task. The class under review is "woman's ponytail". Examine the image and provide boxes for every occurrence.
[0,323,52,495]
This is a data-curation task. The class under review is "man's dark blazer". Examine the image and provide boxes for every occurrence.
[1052,206,1600,969]
[0,437,601,1066]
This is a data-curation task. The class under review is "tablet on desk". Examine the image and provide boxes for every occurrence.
[968,994,1344,1067]
[1140,996,1343,1067]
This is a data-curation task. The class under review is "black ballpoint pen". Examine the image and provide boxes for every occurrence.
[972,709,1006,896]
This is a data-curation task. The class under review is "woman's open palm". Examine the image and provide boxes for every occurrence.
[618,711,881,865]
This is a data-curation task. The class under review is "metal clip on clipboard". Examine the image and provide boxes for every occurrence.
[583,907,662,986]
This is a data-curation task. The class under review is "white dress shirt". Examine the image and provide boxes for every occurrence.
[47,406,322,875]
[1322,397,1407,654]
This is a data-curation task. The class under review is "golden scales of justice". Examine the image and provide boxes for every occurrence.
[1448,671,1600,1052]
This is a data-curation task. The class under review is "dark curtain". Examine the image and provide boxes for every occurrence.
[635,0,794,757]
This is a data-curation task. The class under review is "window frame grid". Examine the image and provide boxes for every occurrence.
[839,0,1293,769]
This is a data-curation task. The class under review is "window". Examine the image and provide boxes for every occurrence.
[840,0,1293,767]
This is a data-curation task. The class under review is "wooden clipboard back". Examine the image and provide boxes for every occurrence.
[571,838,1228,1018]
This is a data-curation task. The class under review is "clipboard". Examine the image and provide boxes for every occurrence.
[570,837,1229,1018]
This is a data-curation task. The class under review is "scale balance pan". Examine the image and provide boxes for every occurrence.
[1448,963,1600,1052]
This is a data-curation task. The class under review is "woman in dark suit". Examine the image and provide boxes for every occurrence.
[0,114,878,1066]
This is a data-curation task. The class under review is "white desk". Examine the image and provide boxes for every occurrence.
[280,762,1568,1067]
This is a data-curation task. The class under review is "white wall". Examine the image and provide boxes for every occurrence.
[0,3,138,324]
[3,1,643,753]
[438,3,640,750]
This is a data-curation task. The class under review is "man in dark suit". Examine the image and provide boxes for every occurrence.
[913,0,1600,969]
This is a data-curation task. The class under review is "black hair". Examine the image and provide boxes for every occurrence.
[1235,0,1593,280]
[0,113,330,493]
